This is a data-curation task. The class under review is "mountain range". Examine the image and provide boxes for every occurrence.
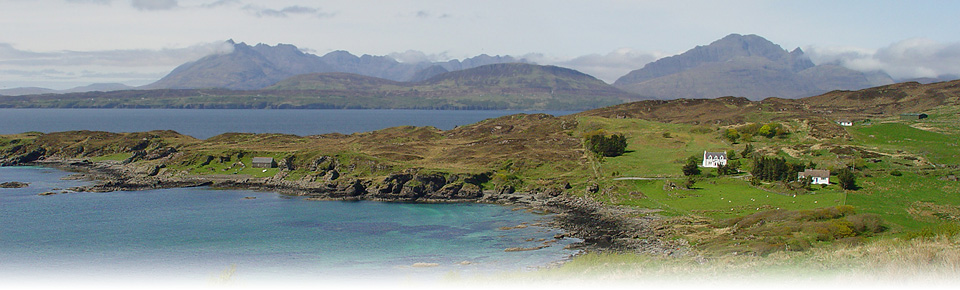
[613,34,895,100]
[3,34,957,105]
[142,40,521,90]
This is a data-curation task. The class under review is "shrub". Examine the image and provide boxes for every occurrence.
[785,237,812,251]
[889,170,903,176]
[845,214,885,234]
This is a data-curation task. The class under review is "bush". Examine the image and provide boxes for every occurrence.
[889,170,903,176]
[845,214,885,234]
[785,237,812,252]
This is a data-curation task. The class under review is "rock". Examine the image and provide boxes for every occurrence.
[504,246,545,252]
[243,196,257,200]
[38,191,58,196]
[411,262,439,268]
[324,170,339,181]
[0,181,29,188]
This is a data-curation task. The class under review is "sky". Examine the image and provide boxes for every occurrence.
[1,0,959,89]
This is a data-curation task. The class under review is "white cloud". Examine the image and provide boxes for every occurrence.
[242,5,332,18]
[806,38,960,80]
[387,50,453,63]
[200,0,239,9]
[0,41,233,67]
[523,48,667,83]
[65,0,113,4]
[131,0,178,11]
[0,41,234,89]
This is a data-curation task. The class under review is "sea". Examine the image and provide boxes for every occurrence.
[0,108,576,139]
[0,109,580,286]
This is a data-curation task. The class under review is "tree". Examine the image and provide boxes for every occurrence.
[741,144,754,159]
[583,130,628,157]
[837,168,857,190]
[682,156,701,176]
[726,149,738,160]
[722,128,740,143]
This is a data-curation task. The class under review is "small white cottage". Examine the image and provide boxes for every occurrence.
[702,151,728,168]
[798,169,830,185]
[837,119,853,127]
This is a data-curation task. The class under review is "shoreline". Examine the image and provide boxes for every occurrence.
[18,158,685,255]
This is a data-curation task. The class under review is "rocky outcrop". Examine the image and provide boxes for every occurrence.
[8,156,677,254]
[1,181,29,188]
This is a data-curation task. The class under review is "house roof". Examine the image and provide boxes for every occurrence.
[704,151,727,159]
[798,169,830,178]
[252,157,274,163]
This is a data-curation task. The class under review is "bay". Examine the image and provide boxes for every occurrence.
[0,166,578,284]
[0,108,576,139]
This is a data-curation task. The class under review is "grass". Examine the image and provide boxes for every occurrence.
[512,231,960,285]
[612,178,846,219]
[575,116,731,178]
[850,122,960,165]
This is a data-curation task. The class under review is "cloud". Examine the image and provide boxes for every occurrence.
[524,48,667,83]
[806,38,960,80]
[387,50,453,63]
[413,10,450,19]
[0,41,235,89]
[131,0,178,11]
[65,0,113,4]
[242,5,333,18]
[200,0,239,8]
[0,41,234,67]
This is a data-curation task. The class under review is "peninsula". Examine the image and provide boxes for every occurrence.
[3,80,960,263]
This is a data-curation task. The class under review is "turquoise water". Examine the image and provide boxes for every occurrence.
[0,166,577,283]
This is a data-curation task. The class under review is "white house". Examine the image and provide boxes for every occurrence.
[837,119,853,127]
[702,151,728,168]
[798,169,830,185]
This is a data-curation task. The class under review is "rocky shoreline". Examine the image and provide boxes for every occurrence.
[21,158,686,255]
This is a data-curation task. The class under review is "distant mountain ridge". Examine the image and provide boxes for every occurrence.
[0,83,134,96]
[1,63,641,110]
[144,40,522,90]
[613,34,895,100]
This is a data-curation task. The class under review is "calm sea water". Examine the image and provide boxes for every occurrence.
[0,166,577,284]
[0,109,580,284]
[0,108,576,139]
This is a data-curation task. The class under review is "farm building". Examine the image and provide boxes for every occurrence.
[702,151,727,168]
[251,157,276,168]
[837,119,853,126]
[798,169,830,185]
[900,113,928,120]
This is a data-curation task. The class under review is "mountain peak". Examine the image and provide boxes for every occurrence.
[613,34,884,100]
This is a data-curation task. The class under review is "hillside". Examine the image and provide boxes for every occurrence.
[586,79,960,126]
[266,63,640,109]
[3,78,960,258]
[613,34,893,100]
